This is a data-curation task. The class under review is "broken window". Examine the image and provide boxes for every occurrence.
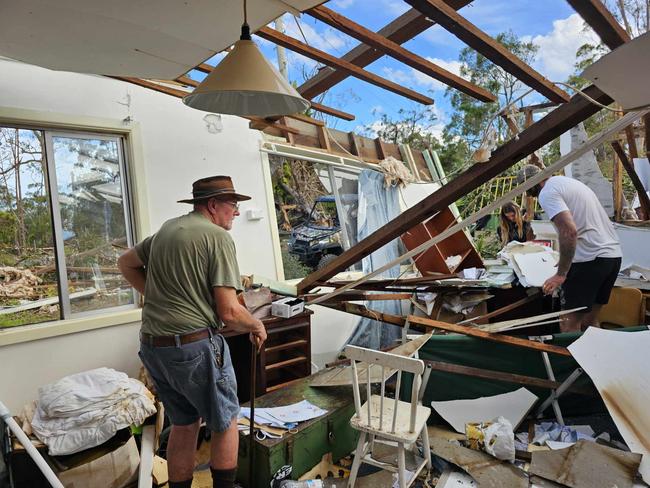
[0,126,136,328]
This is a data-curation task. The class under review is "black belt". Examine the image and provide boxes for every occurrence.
[140,328,211,347]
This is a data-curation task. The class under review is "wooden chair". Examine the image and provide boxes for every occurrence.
[598,287,644,328]
[344,345,431,488]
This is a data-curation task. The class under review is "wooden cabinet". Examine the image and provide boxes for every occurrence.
[223,310,312,402]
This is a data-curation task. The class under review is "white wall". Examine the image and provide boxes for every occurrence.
[0,59,280,411]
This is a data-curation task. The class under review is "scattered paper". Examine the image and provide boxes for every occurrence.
[432,388,538,434]
[239,400,327,428]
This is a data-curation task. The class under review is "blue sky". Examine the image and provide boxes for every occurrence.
[192,0,599,137]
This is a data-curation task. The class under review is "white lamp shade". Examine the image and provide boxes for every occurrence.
[183,39,311,116]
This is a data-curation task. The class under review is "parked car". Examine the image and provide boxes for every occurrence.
[287,195,343,269]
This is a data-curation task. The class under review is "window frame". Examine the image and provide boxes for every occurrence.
[0,106,149,346]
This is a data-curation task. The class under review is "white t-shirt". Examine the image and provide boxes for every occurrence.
[538,176,621,262]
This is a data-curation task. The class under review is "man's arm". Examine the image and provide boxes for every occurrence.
[542,210,577,295]
[213,287,267,348]
[117,248,146,294]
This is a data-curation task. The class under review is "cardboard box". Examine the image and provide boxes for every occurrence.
[271,297,304,318]
[58,436,139,488]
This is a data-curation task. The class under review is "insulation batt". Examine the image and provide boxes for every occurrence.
[31,367,156,455]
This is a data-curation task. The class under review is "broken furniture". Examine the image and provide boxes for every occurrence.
[345,345,431,488]
[236,370,358,488]
[597,286,645,327]
[401,207,483,275]
[224,310,313,402]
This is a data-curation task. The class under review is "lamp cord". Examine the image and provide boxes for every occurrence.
[240,0,251,40]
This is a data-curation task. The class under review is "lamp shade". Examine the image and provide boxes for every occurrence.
[183,39,311,116]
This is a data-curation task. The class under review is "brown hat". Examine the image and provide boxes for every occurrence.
[178,175,251,204]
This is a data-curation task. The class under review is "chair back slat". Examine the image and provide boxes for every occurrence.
[344,345,425,435]
[391,370,402,433]
[379,365,386,431]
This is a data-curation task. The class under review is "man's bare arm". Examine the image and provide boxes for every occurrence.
[552,210,577,276]
[213,287,267,347]
[117,248,146,294]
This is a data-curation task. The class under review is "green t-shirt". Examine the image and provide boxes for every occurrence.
[135,211,242,336]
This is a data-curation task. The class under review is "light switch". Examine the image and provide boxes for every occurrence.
[246,209,264,221]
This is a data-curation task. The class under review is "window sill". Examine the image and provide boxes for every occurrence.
[0,308,142,347]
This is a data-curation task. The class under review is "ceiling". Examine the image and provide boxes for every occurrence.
[0,0,324,78]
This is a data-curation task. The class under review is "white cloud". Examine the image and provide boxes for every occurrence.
[360,105,448,141]
[331,0,355,9]
[525,13,600,82]
[382,57,465,92]
[282,16,351,54]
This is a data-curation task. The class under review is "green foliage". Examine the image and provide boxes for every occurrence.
[445,31,539,150]
[364,107,439,152]
[472,230,502,260]
[281,247,312,280]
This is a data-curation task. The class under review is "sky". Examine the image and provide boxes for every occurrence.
[192,0,600,138]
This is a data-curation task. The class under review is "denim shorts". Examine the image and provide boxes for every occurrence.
[138,329,240,432]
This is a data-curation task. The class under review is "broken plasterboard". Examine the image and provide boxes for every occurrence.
[310,333,432,387]
[512,252,558,288]
[568,327,650,483]
[431,387,538,434]
[529,439,642,488]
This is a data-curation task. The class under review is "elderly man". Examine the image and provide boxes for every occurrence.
[517,165,622,332]
[118,176,267,488]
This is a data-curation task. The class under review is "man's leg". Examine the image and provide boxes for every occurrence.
[210,417,239,488]
[168,419,202,484]
[560,312,583,333]
[581,304,602,330]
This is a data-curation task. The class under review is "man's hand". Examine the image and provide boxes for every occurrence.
[542,274,566,296]
[249,320,267,352]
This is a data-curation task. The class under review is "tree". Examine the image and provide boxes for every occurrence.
[445,31,539,152]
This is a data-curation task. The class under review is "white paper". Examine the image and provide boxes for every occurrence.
[431,388,538,434]
[568,327,650,483]
[240,400,327,427]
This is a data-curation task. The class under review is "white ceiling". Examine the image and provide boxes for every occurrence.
[0,0,323,78]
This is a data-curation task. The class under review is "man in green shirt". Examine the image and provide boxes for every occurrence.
[118,175,267,488]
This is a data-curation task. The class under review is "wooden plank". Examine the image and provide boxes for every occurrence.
[613,145,623,220]
[423,360,593,395]
[458,292,540,325]
[348,132,361,156]
[265,339,309,354]
[111,76,189,98]
[265,356,308,371]
[305,292,413,303]
[406,315,572,356]
[309,101,355,121]
[625,124,639,159]
[403,0,570,103]
[375,137,387,160]
[612,140,650,219]
[297,85,613,293]
[299,1,473,99]
[317,126,331,151]
[256,27,434,106]
[306,5,495,103]
[565,0,630,49]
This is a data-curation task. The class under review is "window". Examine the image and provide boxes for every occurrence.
[0,126,136,328]
[268,154,360,280]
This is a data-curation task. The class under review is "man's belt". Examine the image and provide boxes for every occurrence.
[140,328,211,347]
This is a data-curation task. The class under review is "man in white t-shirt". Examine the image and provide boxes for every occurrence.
[516,165,622,332]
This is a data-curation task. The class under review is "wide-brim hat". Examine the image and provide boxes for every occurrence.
[178,175,251,204]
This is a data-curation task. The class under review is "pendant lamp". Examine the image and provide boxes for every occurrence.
[183,1,311,116]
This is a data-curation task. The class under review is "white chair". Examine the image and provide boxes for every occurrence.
[344,345,431,488]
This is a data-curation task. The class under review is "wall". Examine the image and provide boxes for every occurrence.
[0,58,279,411]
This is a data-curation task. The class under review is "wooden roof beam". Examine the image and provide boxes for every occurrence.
[296,85,612,293]
[256,27,434,105]
[306,5,496,103]
[176,75,355,121]
[404,0,571,103]
[299,1,474,99]
[566,0,630,49]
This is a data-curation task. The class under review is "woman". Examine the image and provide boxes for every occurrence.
[497,201,534,246]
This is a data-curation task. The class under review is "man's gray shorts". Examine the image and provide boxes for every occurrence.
[139,329,240,432]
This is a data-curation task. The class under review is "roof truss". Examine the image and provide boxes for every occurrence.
[403,0,570,103]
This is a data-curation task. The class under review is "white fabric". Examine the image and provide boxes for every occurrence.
[538,176,621,262]
[31,368,156,455]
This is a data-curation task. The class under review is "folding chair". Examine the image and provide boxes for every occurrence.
[344,345,431,488]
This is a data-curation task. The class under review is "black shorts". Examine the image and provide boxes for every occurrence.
[561,257,622,312]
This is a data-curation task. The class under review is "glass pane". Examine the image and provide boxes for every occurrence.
[0,127,59,327]
[331,168,359,249]
[51,135,135,314]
